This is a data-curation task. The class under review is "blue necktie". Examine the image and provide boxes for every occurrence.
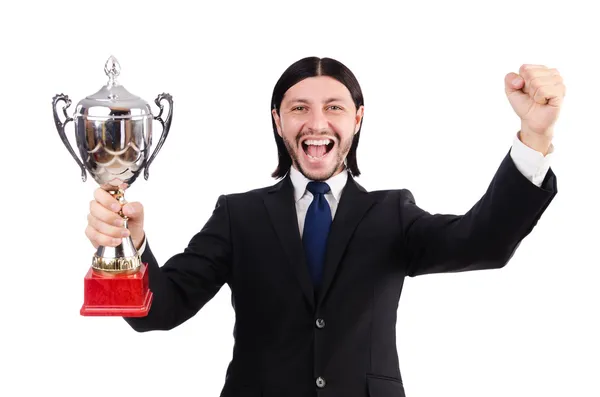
[303,182,332,288]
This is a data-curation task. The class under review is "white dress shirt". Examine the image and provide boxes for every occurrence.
[289,164,348,237]
[137,131,554,254]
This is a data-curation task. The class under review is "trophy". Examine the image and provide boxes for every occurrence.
[52,56,173,317]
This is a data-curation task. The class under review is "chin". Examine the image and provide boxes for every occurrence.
[296,154,342,181]
[301,168,337,181]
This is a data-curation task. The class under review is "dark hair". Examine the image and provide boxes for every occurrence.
[270,56,364,179]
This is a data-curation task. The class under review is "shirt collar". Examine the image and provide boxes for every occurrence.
[289,165,348,203]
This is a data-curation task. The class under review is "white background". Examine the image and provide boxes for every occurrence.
[1,0,598,396]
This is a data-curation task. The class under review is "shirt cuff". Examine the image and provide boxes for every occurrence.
[510,131,554,188]
[137,234,147,255]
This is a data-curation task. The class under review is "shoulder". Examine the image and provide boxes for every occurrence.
[215,178,286,205]
[352,178,415,203]
[366,189,416,209]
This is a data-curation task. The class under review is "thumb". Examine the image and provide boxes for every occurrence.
[122,201,144,222]
[505,72,525,95]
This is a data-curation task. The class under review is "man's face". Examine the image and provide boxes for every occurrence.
[272,76,364,181]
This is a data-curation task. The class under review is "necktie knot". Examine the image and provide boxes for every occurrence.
[307,181,330,196]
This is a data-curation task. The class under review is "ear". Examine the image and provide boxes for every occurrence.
[354,105,364,134]
[272,108,283,138]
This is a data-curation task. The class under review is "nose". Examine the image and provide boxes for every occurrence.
[307,107,329,132]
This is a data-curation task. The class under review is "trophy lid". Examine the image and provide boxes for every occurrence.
[75,56,152,119]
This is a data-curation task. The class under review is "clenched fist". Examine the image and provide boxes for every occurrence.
[85,187,146,250]
[505,64,566,155]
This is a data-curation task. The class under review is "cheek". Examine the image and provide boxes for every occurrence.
[333,118,357,140]
[281,117,303,137]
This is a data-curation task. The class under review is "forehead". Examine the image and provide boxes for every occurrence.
[282,76,353,104]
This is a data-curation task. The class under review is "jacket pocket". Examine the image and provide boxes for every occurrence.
[366,374,406,397]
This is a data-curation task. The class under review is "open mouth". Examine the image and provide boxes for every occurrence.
[301,138,335,160]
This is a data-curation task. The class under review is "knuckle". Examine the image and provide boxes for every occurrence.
[93,188,103,202]
[90,201,101,217]
[519,64,529,74]
[85,226,97,242]
[529,77,542,90]
[94,188,114,208]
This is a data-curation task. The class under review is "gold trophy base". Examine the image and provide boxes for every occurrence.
[91,253,142,276]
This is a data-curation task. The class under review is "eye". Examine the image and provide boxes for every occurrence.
[292,106,306,111]
[328,105,343,111]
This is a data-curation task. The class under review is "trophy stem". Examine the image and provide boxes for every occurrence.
[91,187,142,276]
[111,187,127,217]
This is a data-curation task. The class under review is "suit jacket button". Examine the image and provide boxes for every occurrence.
[316,376,326,388]
[316,318,325,329]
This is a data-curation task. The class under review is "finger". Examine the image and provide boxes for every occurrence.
[519,64,550,76]
[94,187,121,213]
[122,202,144,219]
[85,225,122,248]
[534,83,566,107]
[524,69,561,87]
[87,213,130,239]
[525,69,561,80]
[85,225,99,249]
[530,75,564,101]
[89,200,125,227]
[520,67,561,94]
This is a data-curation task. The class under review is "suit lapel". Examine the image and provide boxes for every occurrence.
[263,173,376,309]
[263,175,315,309]
[317,175,375,306]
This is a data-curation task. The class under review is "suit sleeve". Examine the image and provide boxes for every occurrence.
[123,194,232,331]
[401,149,557,277]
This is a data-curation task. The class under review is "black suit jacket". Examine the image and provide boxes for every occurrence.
[124,150,557,397]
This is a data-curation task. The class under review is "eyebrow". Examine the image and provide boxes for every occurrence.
[287,97,346,104]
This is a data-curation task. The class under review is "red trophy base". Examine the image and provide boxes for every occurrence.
[80,263,153,317]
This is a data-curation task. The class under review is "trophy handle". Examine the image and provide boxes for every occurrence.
[53,94,87,182]
[145,93,173,180]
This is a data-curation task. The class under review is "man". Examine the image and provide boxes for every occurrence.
[85,57,564,396]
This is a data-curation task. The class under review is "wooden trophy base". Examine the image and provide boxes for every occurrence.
[80,263,153,317]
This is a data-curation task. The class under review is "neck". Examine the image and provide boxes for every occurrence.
[291,162,347,182]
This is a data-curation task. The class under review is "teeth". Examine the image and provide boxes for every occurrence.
[304,139,331,146]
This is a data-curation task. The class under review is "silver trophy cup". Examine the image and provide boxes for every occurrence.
[53,56,173,276]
